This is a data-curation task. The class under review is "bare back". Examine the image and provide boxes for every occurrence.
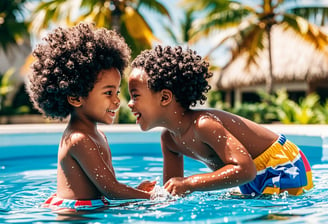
[162,109,278,171]
[209,109,278,158]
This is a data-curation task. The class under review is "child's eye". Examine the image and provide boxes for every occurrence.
[116,90,120,96]
[105,91,113,95]
[132,94,139,100]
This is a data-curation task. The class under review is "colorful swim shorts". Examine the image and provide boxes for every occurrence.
[239,134,313,196]
[42,193,110,211]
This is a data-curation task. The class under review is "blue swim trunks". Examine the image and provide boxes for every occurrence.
[239,134,313,196]
[42,193,110,211]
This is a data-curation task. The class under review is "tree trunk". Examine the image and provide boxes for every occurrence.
[266,26,274,94]
[111,1,122,33]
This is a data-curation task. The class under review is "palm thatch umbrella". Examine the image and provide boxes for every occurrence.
[214,25,328,103]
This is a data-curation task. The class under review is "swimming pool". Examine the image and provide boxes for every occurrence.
[1,124,328,223]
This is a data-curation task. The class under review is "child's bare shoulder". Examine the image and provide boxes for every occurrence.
[62,131,96,152]
[193,110,224,128]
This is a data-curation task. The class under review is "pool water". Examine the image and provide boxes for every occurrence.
[1,125,328,223]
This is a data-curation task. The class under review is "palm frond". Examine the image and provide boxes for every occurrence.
[139,0,171,20]
[288,6,328,26]
[29,0,83,35]
[282,13,328,52]
[190,5,251,42]
[179,0,232,14]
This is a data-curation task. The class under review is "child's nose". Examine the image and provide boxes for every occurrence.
[114,96,120,106]
[127,100,133,109]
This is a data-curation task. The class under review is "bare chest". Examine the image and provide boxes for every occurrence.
[171,134,224,170]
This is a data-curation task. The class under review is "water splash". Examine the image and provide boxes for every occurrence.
[150,185,175,201]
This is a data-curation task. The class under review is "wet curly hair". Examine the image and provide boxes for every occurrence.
[131,45,213,109]
[26,23,131,119]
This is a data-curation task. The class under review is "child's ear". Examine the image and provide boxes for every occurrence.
[160,89,172,106]
[67,96,83,107]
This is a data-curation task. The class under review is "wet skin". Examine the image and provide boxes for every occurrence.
[57,68,155,200]
[128,68,278,196]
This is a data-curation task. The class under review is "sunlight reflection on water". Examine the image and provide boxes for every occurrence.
[1,150,328,223]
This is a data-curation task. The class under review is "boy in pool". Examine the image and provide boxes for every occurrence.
[26,23,155,211]
[127,45,313,197]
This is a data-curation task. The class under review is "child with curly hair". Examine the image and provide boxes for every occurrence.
[128,45,313,197]
[26,23,155,212]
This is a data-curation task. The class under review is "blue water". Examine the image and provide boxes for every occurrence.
[1,131,328,223]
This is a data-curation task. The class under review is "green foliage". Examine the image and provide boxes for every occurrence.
[259,89,321,124]
[207,90,227,109]
[208,89,328,124]
[316,101,328,124]
[0,0,30,54]
[230,102,278,124]
[0,68,15,114]
[118,102,136,124]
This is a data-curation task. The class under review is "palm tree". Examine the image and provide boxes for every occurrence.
[29,0,171,57]
[0,0,30,55]
[0,0,32,116]
[181,0,328,93]
[164,9,195,46]
[284,0,328,26]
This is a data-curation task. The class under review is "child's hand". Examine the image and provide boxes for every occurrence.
[136,180,157,192]
[164,177,191,196]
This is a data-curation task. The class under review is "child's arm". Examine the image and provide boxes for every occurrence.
[164,117,257,196]
[70,134,153,199]
[161,130,184,184]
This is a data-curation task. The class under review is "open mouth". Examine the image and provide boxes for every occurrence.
[106,109,118,117]
[133,112,141,123]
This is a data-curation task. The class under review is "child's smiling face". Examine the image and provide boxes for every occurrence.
[78,68,121,125]
[128,68,163,131]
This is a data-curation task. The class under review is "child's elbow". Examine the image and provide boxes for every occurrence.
[246,162,257,182]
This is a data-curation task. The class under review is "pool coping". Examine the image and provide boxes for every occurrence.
[1,123,328,135]
[1,124,328,163]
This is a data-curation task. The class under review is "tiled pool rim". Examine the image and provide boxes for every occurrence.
[1,124,328,163]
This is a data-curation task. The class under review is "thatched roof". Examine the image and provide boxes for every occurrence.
[215,26,328,90]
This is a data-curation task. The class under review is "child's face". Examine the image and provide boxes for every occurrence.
[79,68,121,124]
[128,68,163,131]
